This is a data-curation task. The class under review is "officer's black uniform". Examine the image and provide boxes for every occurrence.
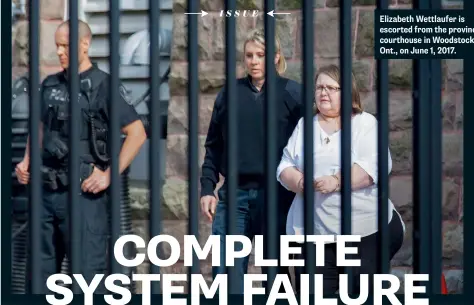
[200,72,303,293]
[38,64,139,293]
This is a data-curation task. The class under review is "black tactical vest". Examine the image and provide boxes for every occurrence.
[41,67,109,189]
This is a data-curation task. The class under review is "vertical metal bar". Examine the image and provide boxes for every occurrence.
[340,0,353,294]
[429,59,442,295]
[149,0,162,294]
[464,0,474,298]
[4,0,13,294]
[428,0,442,292]
[302,0,315,295]
[412,59,432,289]
[224,0,238,295]
[376,0,390,278]
[264,0,277,292]
[68,0,81,294]
[28,0,42,294]
[187,0,200,293]
[412,0,431,291]
[108,0,122,275]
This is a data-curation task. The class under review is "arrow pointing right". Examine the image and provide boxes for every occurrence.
[184,10,208,17]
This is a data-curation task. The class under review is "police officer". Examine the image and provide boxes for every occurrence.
[200,29,302,294]
[15,20,147,293]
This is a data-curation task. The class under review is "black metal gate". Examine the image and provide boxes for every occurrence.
[3,0,471,303]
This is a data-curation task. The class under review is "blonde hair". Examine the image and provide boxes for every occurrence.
[313,64,363,115]
[243,28,287,75]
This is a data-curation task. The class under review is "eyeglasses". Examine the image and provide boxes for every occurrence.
[315,85,340,94]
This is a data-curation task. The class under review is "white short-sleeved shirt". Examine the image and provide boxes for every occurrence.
[276,112,405,239]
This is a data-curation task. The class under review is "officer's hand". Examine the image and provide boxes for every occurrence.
[15,159,30,185]
[81,166,110,194]
[200,195,217,222]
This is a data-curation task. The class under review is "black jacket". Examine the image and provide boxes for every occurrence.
[200,74,303,198]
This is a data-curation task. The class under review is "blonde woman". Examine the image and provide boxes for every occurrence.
[199,28,303,293]
[276,64,405,294]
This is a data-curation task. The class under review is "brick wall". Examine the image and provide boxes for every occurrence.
[162,0,464,294]
[11,0,464,294]
[12,0,65,81]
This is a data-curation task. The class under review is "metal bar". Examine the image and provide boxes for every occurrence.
[340,0,353,294]
[464,0,474,298]
[187,0,200,293]
[28,0,42,294]
[302,0,315,295]
[67,0,81,294]
[428,0,442,289]
[4,0,13,294]
[149,0,162,294]
[429,0,443,295]
[428,0,443,294]
[108,0,122,275]
[264,0,277,292]
[412,0,431,292]
[376,0,390,278]
[224,0,238,295]
[412,59,432,290]
[429,58,442,295]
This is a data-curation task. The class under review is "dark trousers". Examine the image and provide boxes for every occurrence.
[39,188,109,294]
[211,185,293,294]
[293,209,405,295]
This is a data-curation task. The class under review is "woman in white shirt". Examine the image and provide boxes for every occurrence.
[276,64,405,294]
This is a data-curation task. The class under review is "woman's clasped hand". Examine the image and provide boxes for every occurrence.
[298,175,340,194]
[313,175,340,194]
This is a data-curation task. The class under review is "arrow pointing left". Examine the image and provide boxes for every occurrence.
[184,10,209,17]
[267,10,291,17]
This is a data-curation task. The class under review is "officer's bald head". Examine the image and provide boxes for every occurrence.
[55,19,93,70]
[56,19,92,42]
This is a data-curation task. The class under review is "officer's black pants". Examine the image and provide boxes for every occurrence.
[40,188,109,294]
